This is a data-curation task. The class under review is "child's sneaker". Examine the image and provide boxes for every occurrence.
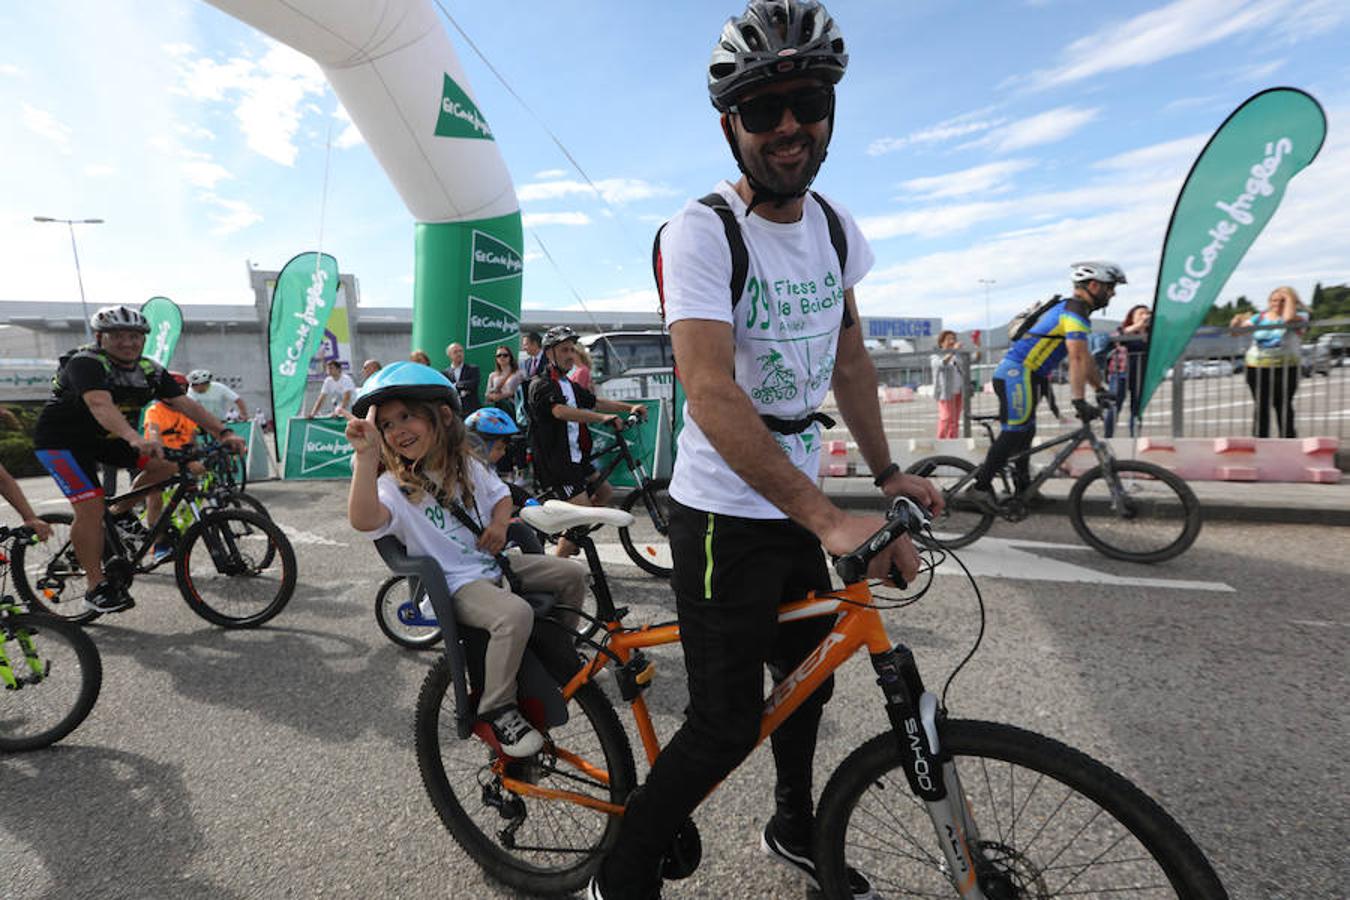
[484,705,545,757]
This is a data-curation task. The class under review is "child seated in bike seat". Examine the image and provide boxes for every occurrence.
[344,362,587,757]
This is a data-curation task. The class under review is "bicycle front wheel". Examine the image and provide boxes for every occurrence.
[906,456,994,548]
[9,513,97,625]
[0,613,103,752]
[374,575,442,649]
[1069,460,1201,563]
[618,478,673,578]
[415,625,636,896]
[815,719,1227,899]
[174,509,296,628]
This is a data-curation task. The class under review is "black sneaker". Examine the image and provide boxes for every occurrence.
[760,818,880,899]
[587,872,661,900]
[84,581,135,614]
[960,484,999,513]
[484,705,544,757]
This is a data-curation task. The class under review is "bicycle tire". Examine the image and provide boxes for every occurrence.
[0,612,103,752]
[1068,460,1202,563]
[9,513,99,625]
[373,574,442,650]
[415,622,637,896]
[814,719,1228,899]
[218,491,277,568]
[906,456,994,548]
[618,478,673,578]
[174,508,296,628]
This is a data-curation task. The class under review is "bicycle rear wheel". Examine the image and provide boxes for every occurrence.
[906,456,994,548]
[374,575,442,649]
[619,479,673,578]
[0,613,103,752]
[415,624,636,896]
[175,508,296,628]
[9,513,97,625]
[815,719,1227,899]
[1068,460,1202,563]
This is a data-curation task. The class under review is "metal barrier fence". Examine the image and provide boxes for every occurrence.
[879,320,1349,441]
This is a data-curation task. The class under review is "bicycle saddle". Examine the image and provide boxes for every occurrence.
[520,500,635,533]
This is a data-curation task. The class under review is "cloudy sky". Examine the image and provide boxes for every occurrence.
[2,0,1348,331]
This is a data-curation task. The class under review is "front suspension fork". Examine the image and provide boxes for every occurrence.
[872,645,986,898]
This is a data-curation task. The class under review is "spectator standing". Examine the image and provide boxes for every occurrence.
[187,370,247,422]
[1102,305,1150,438]
[568,342,595,391]
[309,360,356,418]
[409,349,432,366]
[442,342,481,414]
[1231,286,1308,438]
[520,331,545,379]
[360,359,382,384]
[930,330,964,439]
[484,344,524,415]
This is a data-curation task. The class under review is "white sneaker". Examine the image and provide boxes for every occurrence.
[485,705,545,757]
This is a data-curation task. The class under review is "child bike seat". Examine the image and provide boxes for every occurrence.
[373,535,567,740]
[520,499,635,535]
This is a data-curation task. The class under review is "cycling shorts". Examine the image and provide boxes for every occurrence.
[34,443,147,503]
[546,462,599,501]
[993,364,1037,433]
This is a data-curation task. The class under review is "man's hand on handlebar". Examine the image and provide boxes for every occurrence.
[880,471,945,517]
[1072,398,1100,422]
[822,511,920,586]
[219,432,247,455]
[22,516,52,542]
[131,435,165,460]
[629,404,647,422]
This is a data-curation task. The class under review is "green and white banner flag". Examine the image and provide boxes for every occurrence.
[1141,88,1326,411]
[268,252,340,461]
[140,296,183,368]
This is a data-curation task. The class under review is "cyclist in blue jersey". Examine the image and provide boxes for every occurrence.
[965,261,1126,510]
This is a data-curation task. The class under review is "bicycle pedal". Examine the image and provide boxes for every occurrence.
[615,651,655,701]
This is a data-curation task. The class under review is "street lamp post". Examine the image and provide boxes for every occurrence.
[34,216,104,341]
[978,278,996,365]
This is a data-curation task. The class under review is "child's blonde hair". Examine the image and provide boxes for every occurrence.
[378,399,480,508]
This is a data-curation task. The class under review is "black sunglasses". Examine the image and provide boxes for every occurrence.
[496,352,512,358]
[730,87,833,134]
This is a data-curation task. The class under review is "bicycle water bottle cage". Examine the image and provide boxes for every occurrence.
[760,412,836,435]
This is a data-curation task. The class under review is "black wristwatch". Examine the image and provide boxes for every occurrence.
[872,462,900,488]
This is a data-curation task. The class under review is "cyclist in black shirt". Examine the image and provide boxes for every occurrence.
[34,305,246,613]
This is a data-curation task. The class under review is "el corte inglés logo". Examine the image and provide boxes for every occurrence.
[470,230,523,283]
[467,296,520,350]
[436,74,493,141]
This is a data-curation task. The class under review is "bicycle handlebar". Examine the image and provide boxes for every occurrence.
[162,443,236,465]
[0,524,37,544]
[832,497,931,585]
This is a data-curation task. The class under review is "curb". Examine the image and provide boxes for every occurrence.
[827,488,1350,526]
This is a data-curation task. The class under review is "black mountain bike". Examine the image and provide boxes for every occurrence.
[537,413,673,578]
[908,401,1201,563]
[12,445,296,628]
[1,524,102,752]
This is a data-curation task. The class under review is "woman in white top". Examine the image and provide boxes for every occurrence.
[343,362,586,757]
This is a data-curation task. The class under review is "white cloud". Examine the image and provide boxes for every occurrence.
[333,103,363,149]
[199,193,262,235]
[1229,58,1287,81]
[20,103,72,153]
[986,106,1100,152]
[522,212,592,227]
[552,287,660,313]
[1093,134,1206,174]
[0,63,23,78]
[1018,0,1345,92]
[899,160,1034,200]
[867,109,1005,156]
[534,168,568,180]
[180,159,232,189]
[858,202,1015,240]
[83,164,117,178]
[172,39,327,166]
[517,177,677,205]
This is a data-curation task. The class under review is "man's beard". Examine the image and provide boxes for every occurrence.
[744,132,828,200]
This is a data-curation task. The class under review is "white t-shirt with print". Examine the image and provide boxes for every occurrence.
[660,181,874,519]
[318,373,356,413]
[362,459,510,595]
[192,382,239,421]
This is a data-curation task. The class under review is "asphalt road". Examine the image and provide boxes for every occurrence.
[2,477,1346,899]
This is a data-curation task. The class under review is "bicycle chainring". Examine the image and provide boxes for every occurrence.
[1000,497,1030,522]
[103,556,135,591]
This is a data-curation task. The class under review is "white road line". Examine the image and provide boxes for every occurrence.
[1290,619,1350,628]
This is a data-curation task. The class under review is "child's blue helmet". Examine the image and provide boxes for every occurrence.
[351,361,460,418]
[464,407,519,437]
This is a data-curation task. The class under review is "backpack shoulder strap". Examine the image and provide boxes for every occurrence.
[810,191,854,329]
[697,192,750,311]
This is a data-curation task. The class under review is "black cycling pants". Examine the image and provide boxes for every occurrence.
[598,500,835,898]
[976,377,1037,491]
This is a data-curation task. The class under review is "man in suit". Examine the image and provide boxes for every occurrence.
[442,342,481,414]
[520,331,545,379]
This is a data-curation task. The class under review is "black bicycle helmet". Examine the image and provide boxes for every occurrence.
[351,361,461,418]
[708,0,847,112]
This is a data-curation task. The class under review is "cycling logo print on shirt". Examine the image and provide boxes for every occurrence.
[752,349,799,403]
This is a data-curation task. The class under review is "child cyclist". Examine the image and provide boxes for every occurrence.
[344,362,587,757]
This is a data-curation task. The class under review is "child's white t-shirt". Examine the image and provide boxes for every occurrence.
[659,181,875,519]
[362,458,510,595]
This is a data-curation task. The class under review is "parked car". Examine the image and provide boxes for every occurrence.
[1303,333,1349,377]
